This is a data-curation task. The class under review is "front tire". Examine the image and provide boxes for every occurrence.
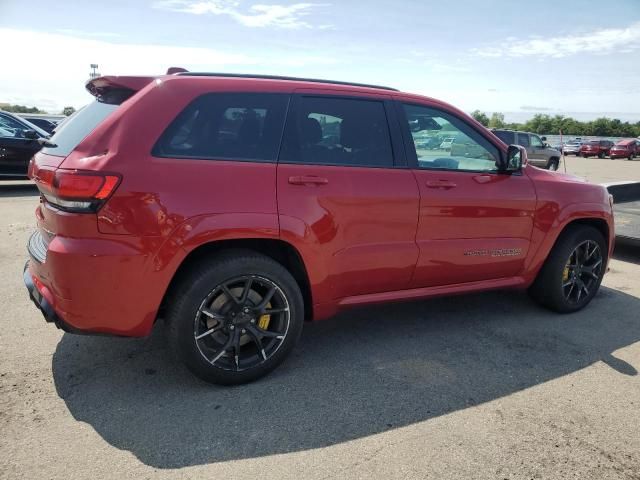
[166,250,304,385]
[529,225,606,313]
[547,158,559,171]
[598,151,605,159]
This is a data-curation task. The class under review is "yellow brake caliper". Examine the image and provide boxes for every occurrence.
[563,260,570,282]
[258,302,272,330]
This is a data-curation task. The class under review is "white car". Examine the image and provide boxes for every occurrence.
[439,137,456,150]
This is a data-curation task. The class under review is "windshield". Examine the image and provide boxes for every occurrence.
[41,88,133,157]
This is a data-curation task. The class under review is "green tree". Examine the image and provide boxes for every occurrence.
[62,106,76,116]
[470,110,489,126]
[1,104,45,114]
[488,112,505,129]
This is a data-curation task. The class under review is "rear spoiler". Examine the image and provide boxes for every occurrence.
[85,67,189,98]
[85,76,155,98]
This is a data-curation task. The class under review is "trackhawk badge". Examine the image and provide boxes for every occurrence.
[464,248,523,257]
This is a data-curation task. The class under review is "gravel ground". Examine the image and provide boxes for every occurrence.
[1,159,639,479]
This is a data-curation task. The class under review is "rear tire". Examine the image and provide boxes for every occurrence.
[547,158,559,171]
[598,151,605,159]
[528,225,607,313]
[165,250,304,385]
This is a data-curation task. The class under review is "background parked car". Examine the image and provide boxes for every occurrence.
[492,129,561,170]
[580,140,614,158]
[21,117,57,134]
[439,137,456,150]
[609,139,638,160]
[0,111,49,179]
[562,140,584,156]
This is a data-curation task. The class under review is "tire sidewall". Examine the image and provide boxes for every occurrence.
[168,254,304,385]
[536,226,607,313]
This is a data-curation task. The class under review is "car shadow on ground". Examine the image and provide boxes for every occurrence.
[52,279,640,469]
[0,182,37,198]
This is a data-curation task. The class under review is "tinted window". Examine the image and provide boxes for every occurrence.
[279,96,393,167]
[42,89,132,157]
[402,104,499,172]
[153,93,288,162]
[516,133,530,147]
[494,130,513,144]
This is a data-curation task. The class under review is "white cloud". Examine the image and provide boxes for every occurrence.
[472,22,640,58]
[0,28,337,112]
[153,0,329,29]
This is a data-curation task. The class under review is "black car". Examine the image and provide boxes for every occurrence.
[21,117,57,134]
[0,111,49,179]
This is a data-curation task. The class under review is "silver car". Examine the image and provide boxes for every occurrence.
[492,129,562,170]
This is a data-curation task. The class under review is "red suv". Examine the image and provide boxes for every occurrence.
[24,71,615,384]
[609,139,638,160]
[580,139,614,158]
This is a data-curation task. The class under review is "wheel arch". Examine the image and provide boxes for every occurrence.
[160,238,314,321]
[561,217,610,250]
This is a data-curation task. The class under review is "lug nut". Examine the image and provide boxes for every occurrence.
[250,319,255,324]
[243,308,249,313]
[241,329,246,334]
[229,325,235,330]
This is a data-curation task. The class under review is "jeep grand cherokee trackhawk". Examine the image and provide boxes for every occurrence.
[24,71,615,385]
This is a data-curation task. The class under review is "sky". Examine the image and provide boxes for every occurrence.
[1,0,639,121]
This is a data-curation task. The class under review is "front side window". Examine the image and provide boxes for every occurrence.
[153,93,288,162]
[279,96,393,167]
[516,133,530,148]
[530,135,544,148]
[402,104,499,172]
[0,114,28,138]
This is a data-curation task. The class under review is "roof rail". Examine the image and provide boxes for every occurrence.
[175,72,398,91]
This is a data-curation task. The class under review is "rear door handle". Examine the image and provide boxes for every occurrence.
[288,175,329,186]
[425,180,457,189]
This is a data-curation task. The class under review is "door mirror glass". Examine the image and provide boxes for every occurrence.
[502,145,525,172]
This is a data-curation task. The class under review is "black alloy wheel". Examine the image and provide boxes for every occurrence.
[561,240,603,305]
[193,275,290,372]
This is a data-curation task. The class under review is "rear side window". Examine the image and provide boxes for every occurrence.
[42,89,132,157]
[516,133,530,147]
[493,131,513,144]
[153,93,289,162]
[279,96,393,167]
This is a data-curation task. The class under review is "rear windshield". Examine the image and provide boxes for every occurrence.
[587,141,599,145]
[42,89,132,157]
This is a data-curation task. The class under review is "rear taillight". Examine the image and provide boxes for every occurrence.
[31,166,120,213]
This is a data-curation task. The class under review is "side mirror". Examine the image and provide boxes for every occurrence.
[499,145,526,172]
[541,136,547,141]
[24,129,39,140]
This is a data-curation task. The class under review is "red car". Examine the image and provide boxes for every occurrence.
[580,139,614,158]
[609,139,638,160]
[24,71,615,384]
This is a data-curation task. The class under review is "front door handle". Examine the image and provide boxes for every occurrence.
[288,175,329,186]
[425,180,457,189]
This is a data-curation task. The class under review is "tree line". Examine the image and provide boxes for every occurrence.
[1,104,76,116]
[471,111,640,138]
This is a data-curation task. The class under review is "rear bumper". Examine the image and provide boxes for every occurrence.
[23,261,80,333]
[23,230,165,337]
